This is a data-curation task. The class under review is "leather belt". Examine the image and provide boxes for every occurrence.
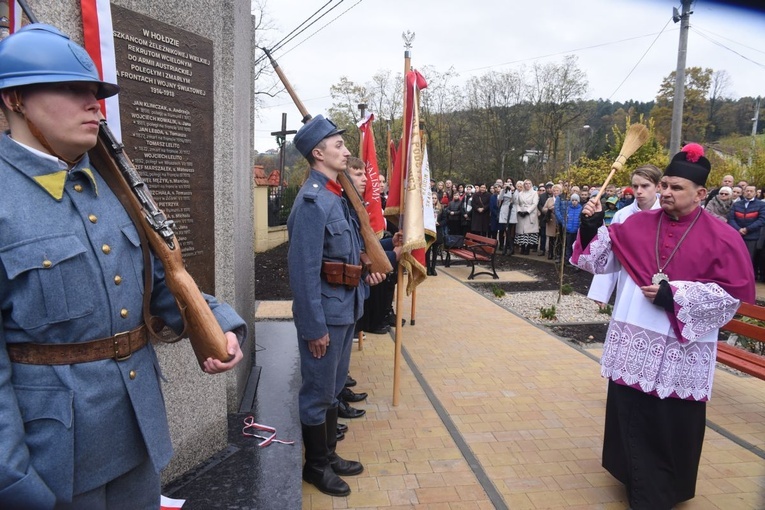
[7,325,148,365]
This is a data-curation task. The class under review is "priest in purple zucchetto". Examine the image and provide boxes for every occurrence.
[572,143,755,510]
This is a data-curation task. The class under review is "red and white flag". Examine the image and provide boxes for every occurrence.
[358,113,386,236]
[81,0,121,140]
[386,69,432,294]
[160,495,185,509]
[7,1,22,33]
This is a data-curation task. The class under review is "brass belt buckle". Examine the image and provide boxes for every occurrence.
[113,331,132,361]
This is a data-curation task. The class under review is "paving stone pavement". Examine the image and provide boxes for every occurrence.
[172,272,765,509]
[304,271,765,509]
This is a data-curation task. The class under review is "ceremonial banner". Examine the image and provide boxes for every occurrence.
[397,69,431,294]
[358,113,385,235]
[81,0,122,140]
[421,145,436,238]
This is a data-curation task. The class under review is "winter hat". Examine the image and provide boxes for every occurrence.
[664,143,711,186]
[623,187,634,196]
[606,196,618,205]
[570,193,580,202]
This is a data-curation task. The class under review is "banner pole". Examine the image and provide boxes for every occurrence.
[392,35,413,407]
[357,102,367,351]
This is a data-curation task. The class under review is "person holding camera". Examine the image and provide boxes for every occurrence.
[498,179,515,254]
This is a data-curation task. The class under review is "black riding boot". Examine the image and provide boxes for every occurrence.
[302,421,351,496]
[326,406,364,476]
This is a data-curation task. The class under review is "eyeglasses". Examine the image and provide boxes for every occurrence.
[719,192,730,196]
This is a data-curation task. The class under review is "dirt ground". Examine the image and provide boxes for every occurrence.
[254,242,611,345]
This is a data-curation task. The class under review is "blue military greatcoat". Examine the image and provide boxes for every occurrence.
[287,169,368,425]
[287,169,367,340]
[0,134,246,507]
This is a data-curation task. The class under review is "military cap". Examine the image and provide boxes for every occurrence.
[294,115,345,159]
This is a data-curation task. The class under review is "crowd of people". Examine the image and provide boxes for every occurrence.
[424,171,765,281]
[426,177,642,266]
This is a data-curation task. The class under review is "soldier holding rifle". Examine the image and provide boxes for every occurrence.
[288,115,385,497]
[0,25,245,509]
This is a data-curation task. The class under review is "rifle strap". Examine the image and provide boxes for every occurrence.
[90,140,186,345]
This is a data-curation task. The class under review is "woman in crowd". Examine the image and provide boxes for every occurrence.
[541,184,561,259]
[514,179,539,255]
[616,187,634,210]
[470,184,491,236]
[461,184,474,235]
[445,190,464,235]
[497,179,515,254]
[426,193,446,276]
[705,185,733,221]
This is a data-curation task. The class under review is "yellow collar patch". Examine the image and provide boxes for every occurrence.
[32,168,99,200]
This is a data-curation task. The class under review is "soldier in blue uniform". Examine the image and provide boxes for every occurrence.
[288,115,385,497]
[0,25,246,509]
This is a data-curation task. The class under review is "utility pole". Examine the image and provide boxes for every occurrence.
[750,96,761,167]
[669,0,693,156]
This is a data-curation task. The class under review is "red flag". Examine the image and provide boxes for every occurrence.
[393,69,429,294]
[81,0,122,139]
[8,1,22,33]
[358,114,385,235]
[385,138,402,218]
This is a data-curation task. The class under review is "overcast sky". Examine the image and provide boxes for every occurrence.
[253,0,765,152]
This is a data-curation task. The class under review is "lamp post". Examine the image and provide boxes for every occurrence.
[565,125,592,170]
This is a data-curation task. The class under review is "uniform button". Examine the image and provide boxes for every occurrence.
[102,244,111,254]
[88,214,98,223]
[129,370,136,380]
[114,275,122,285]
[662,255,667,259]
[669,233,674,237]
[74,184,83,192]
[42,260,52,268]
[120,308,129,318]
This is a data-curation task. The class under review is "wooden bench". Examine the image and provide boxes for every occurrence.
[718,301,765,380]
[444,232,499,280]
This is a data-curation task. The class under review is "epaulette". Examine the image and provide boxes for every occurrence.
[303,183,321,202]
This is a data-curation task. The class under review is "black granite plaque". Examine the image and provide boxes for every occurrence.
[111,5,215,293]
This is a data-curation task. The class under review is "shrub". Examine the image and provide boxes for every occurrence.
[492,285,506,298]
[540,305,557,320]
[598,304,613,316]
[560,283,573,295]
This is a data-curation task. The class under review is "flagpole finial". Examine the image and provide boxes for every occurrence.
[402,30,415,49]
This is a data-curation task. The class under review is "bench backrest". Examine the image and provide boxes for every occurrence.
[722,302,765,344]
[464,233,497,254]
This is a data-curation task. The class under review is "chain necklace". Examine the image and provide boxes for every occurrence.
[652,208,703,285]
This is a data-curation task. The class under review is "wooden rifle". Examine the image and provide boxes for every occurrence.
[89,121,232,368]
[262,47,393,274]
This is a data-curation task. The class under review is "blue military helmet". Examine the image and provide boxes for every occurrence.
[294,115,346,159]
[0,23,119,99]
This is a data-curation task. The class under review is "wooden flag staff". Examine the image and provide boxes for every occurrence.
[392,31,415,406]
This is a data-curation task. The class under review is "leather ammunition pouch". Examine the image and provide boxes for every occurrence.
[321,261,363,288]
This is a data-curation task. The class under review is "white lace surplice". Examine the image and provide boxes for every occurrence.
[574,226,740,401]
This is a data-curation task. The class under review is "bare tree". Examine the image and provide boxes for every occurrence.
[525,56,589,176]
[708,69,732,138]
